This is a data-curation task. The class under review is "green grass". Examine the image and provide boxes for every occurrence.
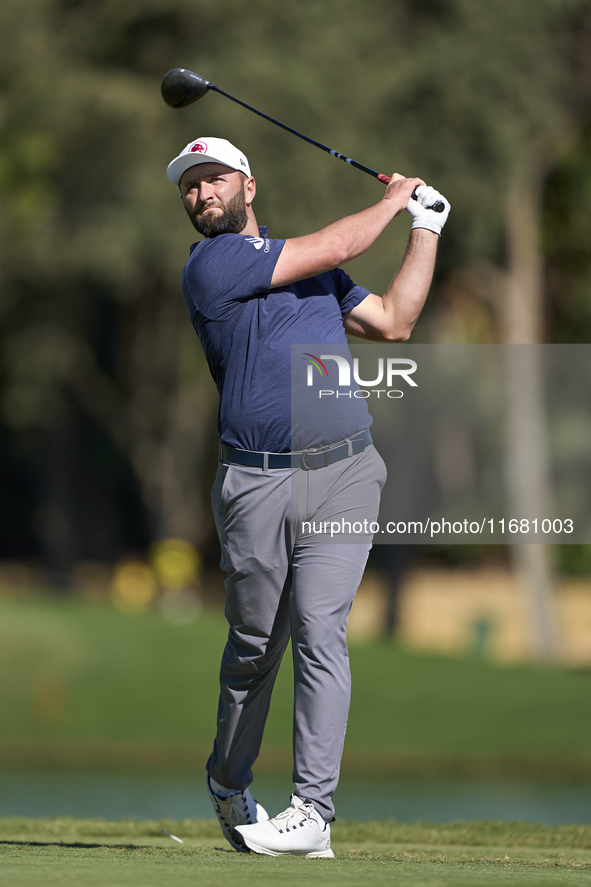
[1,594,591,777]
[1,817,591,887]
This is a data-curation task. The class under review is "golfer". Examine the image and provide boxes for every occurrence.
[166,137,450,857]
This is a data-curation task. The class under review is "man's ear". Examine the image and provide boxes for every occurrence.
[244,175,256,208]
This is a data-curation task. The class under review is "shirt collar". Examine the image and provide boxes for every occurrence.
[189,225,268,253]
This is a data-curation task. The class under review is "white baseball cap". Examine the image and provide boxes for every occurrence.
[166,137,251,185]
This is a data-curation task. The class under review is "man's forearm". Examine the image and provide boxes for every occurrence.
[270,175,423,288]
[289,201,400,272]
[344,227,439,342]
[381,228,439,338]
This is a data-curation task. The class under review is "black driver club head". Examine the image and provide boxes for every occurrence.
[161,68,212,108]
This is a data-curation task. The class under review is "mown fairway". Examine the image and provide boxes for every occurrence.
[2,817,591,887]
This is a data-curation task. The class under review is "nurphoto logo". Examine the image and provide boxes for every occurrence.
[303,354,418,399]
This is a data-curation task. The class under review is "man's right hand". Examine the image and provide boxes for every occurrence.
[382,173,426,216]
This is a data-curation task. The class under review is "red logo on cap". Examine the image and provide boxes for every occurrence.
[190,141,207,154]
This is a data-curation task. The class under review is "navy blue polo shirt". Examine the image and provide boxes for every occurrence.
[182,226,372,452]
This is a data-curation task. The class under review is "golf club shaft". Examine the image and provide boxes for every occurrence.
[210,84,391,184]
[161,68,444,211]
[211,83,444,211]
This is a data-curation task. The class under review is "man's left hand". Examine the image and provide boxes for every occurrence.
[406,186,451,235]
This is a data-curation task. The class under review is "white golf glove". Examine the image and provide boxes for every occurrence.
[406,185,451,235]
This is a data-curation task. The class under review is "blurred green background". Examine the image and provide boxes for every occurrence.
[2,0,591,572]
[1,594,590,777]
[1,0,591,810]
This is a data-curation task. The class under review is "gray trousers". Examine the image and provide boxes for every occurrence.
[206,443,386,820]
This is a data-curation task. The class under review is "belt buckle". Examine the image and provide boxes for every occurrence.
[301,449,330,471]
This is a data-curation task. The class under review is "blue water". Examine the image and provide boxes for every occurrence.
[1,770,589,825]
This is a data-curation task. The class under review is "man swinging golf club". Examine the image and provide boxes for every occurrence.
[166,136,450,857]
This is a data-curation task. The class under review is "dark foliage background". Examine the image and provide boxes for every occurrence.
[1,0,591,580]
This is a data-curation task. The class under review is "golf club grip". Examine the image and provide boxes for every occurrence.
[416,194,445,212]
[378,174,444,212]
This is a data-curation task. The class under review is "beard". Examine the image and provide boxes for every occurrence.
[187,187,248,238]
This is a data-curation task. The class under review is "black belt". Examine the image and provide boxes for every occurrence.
[220,429,373,470]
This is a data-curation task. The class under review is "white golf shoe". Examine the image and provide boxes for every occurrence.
[231,795,334,858]
[206,773,269,852]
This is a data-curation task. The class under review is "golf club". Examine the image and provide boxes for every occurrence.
[161,68,445,212]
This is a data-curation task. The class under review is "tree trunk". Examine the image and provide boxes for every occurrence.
[502,162,557,661]
[70,289,218,548]
[38,396,81,587]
